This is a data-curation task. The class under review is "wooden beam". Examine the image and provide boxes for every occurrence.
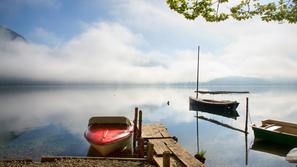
[133,107,138,153]
[0,159,32,163]
[138,110,142,141]
[147,142,154,164]
[195,90,250,94]
[40,156,147,163]
[163,151,170,167]
[166,142,204,167]
[138,138,145,158]
[245,97,249,133]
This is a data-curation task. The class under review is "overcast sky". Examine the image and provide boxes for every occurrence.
[0,0,296,83]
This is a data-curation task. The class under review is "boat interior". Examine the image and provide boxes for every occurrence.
[201,99,235,104]
[88,117,132,127]
[261,120,297,136]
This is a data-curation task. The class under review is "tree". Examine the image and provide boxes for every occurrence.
[166,0,297,23]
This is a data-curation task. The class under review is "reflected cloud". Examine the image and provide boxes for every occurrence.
[0,85,296,165]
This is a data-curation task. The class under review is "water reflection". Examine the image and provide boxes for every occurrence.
[251,140,294,157]
[0,85,296,167]
[190,106,240,119]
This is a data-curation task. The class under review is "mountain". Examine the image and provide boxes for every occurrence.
[0,25,26,42]
[206,76,297,85]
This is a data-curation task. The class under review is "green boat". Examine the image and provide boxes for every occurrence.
[252,119,297,147]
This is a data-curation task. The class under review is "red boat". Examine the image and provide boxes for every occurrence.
[84,116,134,156]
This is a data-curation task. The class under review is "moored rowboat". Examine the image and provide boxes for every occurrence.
[252,119,297,146]
[84,116,134,156]
[189,96,239,112]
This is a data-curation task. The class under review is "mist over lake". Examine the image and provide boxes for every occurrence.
[0,85,296,166]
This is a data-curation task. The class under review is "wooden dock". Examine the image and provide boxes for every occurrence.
[140,124,204,167]
[1,107,205,167]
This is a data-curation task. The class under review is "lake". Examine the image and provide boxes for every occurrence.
[0,85,296,167]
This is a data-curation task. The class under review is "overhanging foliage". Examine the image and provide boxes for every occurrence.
[166,0,297,23]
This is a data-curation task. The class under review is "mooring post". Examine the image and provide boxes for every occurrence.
[137,110,143,158]
[147,142,154,164]
[133,107,138,153]
[138,138,145,158]
[245,97,249,133]
[138,110,142,141]
[163,151,170,167]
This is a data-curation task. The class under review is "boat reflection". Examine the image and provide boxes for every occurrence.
[190,104,240,120]
[251,139,294,157]
[87,145,133,157]
[192,105,248,165]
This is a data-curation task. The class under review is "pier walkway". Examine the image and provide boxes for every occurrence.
[141,124,204,167]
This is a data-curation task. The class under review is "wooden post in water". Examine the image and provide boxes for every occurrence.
[147,142,154,164]
[138,110,142,141]
[133,107,138,153]
[163,151,170,167]
[138,110,143,157]
[245,97,249,133]
[245,133,248,165]
[195,45,200,153]
[196,111,199,153]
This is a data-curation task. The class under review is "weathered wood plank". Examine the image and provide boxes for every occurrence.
[159,126,171,137]
[0,159,32,163]
[142,124,171,138]
[142,124,204,167]
[148,139,172,156]
[153,156,182,167]
[166,143,204,167]
[40,156,147,162]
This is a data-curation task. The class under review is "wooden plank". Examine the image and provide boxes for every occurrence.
[153,156,183,167]
[159,126,171,137]
[142,124,164,138]
[148,139,172,156]
[196,90,249,94]
[147,143,154,163]
[0,159,32,163]
[142,124,171,139]
[143,137,174,140]
[41,156,147,163]
[166,143,204,167]
[163,151,170,167]
[142,124,203,166]
[286,148,297,163]
[138,138,145,158]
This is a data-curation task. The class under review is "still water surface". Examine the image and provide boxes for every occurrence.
[0,85,296,167]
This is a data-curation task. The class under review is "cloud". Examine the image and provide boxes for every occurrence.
[0,22,194,83]
[97,0,297,81]
[0,0,296,83]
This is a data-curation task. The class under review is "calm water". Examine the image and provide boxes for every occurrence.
[0,85,296,167]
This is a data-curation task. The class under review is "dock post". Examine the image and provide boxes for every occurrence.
[147,142,154,164]
[133,107,138,154]
[245,97,249,133]
[163,151,170,167]
[137,110,143,158]
[138,110,142,141]
[138,138,145,158]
